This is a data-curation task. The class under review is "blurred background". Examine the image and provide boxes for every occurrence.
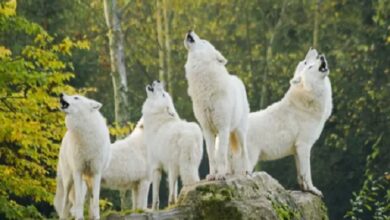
[0,0,389,219]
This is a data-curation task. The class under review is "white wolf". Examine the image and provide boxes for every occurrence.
[184,31,250,180]
[142,81,203,210]
[247,48,332,197]
[101,118,150,210]
[54,94,111,219]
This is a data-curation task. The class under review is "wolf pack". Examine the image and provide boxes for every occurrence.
[54,31,332,219]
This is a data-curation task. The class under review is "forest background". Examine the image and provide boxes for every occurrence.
[0,0,389,219]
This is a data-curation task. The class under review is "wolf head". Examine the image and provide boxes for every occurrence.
[290,48,329,91]
[184,31,227,65]
[142,80,177,118]
[59,93,102,115]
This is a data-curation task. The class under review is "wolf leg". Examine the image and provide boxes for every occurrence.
[215,128,229,180]
[168,169,178,206]
[131,184,138,210]
[152,169,161,210]
[235,128,250,176]
[203,128,217,180]
[90,173,102,219]
[137,180,150,210]
[71,171,84,220]
[60,177,72,219]
[296,143,323,197]
[294,153,304,188]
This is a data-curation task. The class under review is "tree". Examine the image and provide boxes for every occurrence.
[259,0,287,109]
[345,135,390,220]
[156,0,164,84]
[156,0,173,96]
[312,0,321,48]
[7,0,390,218]
[103,0,130,126]
[162,0,172,95]
[0,0,88,218]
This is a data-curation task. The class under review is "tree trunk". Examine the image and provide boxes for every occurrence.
[156,0,165,83]
[313,0,321,48]
[245,1,257,108]
[162,0,172,96]
[103,0,131,210]
[103,0,130,126]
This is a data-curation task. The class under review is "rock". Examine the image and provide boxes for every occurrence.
[104,172,328,220]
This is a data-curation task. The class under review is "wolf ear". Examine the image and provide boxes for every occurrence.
[215,50,227,65]
[90,100,102,111]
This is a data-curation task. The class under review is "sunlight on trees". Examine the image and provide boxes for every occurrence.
[0,0,388,219]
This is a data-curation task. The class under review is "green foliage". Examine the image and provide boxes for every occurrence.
[271,197,302,220]
[192,184,242,220]
[0,1,87,219]
[0,0,388,219]
[101,208,144,219]
[345,135,390,220]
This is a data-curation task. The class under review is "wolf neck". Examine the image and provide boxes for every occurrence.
[144,110,179,131]
[66,111,106,133]
[285,79,332,118]
[185,58,229,96]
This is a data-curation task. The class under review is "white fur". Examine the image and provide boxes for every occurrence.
[54,94,111,220]
[142,81,203,210]
[184,31,250,180]
[247,48,332,197]
[101,118,150,210]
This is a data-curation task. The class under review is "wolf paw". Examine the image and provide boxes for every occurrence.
[305,187,323,197]
[215,174,226,181]
[206,174,216,181]
[309,187,323,197]
[70,207,83,220]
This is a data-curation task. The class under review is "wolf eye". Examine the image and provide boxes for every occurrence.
[74,97,79,100]
[162,94,165,98]
[308,65,313,70]
[304,61,307,65]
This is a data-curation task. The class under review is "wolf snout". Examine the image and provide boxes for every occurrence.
[59,94,69,110]
[319,55,328,72]
[186,32,195,43]
[147,85,154,92]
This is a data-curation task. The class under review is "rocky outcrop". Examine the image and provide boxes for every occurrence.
[105,172,328,220]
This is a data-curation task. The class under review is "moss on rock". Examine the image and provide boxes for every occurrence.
[104,172,328,220]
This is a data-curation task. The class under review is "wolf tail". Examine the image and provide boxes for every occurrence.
[230,131,239,154]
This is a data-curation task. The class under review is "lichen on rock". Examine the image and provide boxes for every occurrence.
[105,172,328,220]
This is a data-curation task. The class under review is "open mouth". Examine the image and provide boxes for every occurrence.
[60,98,69,109]
[319,56,328,72]
[186,32,195,43]
[147,85,154,92]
